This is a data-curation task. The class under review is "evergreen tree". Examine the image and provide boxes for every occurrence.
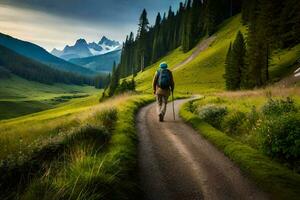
[224,31,246,90]
[232,31,246,88]
[118,0,241,79]
[224,43,234,90]
[137,9,150,72]
[182,0,192,52]
[108,62,120,96]
[151,13,162,63]
[279,0,300,47]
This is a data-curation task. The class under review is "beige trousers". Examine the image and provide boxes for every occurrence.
[156,94,168,117]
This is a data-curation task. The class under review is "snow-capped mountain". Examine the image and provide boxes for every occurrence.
[51,36,121,60]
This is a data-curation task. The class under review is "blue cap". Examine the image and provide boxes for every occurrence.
[160,62,168,69]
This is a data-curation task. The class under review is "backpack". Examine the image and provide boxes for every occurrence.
[157,68,171,89]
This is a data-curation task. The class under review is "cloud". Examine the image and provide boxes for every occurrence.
[0,0,182,51]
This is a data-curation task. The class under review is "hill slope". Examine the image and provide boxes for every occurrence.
[133,14,300,94]
[69,50,121,73]
[0,33,94,76]
[0,45,91,85]
[0,75,100,120]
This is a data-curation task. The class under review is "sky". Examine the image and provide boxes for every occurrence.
[0,0,182,51]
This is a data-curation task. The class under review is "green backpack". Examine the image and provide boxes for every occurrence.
[157,68,171,89]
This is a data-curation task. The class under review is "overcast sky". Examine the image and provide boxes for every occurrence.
[0,0,182,51]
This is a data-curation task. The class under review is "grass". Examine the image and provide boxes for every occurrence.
[133,47,194,94]
[132,14,299,95]
[0,94,154,200]
[0,92,106,162]
[199,87,300,113]
[132,15,246,94]
[180,99,300,200]
[0,11,299,200]
[0,75,100,119]
[270,43,300,82]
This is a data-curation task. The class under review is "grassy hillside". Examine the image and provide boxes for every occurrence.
[133,15,244,94]
[0,93,154,199]
[133,14,300,94]
[70,50,121,73]
[270,44,300,82]
[0,44,92,85]
[0,32,95,76]
[0,75,100,120]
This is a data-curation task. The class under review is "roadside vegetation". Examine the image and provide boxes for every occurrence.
[0,94,153,199]
[180,87,300,199]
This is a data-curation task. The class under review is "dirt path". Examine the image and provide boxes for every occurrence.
[137,98,268,200]
[172,36,216,71]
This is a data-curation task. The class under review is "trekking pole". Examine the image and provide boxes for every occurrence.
[172,91,175,121]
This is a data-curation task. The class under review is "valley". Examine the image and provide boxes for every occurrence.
[0,0,299,199]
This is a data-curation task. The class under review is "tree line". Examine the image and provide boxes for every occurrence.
[118,0,242,78]
[224,0,300,90]
[0,44,110,88]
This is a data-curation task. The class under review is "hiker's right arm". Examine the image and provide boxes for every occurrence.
[152,72,158,94]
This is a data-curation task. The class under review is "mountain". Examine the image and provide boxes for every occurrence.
[51,36,121,60]
[0,44,91,85]
[60,39,93,60]
[0,32,94,76]
[99,36,120,48]
[69,49,121,73]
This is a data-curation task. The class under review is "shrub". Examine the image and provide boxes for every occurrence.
[95,108,118,130]
[258,113,300,164]
[222,110,246,135]
[246,106,260,129]
[262,97,297,116]
[115,79,136,94]
[197,104,228,129]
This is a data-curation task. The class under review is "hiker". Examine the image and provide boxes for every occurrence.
[152,62,175,122]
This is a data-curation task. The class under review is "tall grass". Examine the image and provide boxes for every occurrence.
[180,100,300,200]
[0,94,154,200]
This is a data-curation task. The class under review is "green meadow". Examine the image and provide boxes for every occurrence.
[0,75,100,120]
[0,13,299,200]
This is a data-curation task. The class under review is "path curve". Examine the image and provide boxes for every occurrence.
[173,36,216,71]
[137,98,268,200]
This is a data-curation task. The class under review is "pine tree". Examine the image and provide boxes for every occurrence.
[279,0,300,47]
[108,62,120,96]
[224,31,246,90]
[151,13,162,63]
[137,9,150,72]
[182,0,192,52]
[232,31,246,89]
[224,43,233,90]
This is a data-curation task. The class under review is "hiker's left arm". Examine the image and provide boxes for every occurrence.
[170,71,175,92]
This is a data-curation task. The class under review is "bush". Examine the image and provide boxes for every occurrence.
[258,113,300,164]
[246,106,260,129]
[115,79,136,94]
[262,97,297,116]
[197,104,228,129]
[95,108,118,130]
[222,110,246,135]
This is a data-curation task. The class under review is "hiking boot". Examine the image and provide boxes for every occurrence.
[159,114,164,122]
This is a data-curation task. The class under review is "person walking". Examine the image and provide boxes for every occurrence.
[152,62,175,122]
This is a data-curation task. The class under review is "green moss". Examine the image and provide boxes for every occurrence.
[180,100,300,200]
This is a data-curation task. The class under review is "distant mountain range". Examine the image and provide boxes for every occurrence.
[69,49,121,73]
[0,32,94,76]
[0,44,90,85]
[51,36,121,60]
